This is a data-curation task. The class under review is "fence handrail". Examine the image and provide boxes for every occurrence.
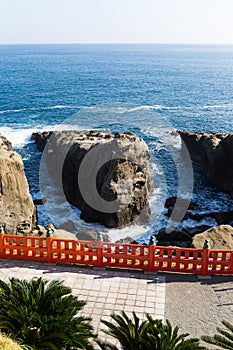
[0,234,232,276]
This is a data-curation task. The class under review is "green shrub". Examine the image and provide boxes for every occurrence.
[0,277,95,349]
[202,320,233,349]
[97,311,205,350]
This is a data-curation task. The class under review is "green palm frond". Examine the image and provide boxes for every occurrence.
[202,320,233,350]
[100,312,205,350]
[100,311,148,350]
[0,277,95,349]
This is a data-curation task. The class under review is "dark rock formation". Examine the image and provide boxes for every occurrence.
[31,131,52,152]
[165,197,233,225]
[76,230,110,241]
[182,225,212,236]
[33,198,45,205]
[179,131,233,197]
[0,135,37,234]
[184,210,233,225]
[164,196,199,223]
[115,236,138,244]
[156,222,233,249]
[192,225,233,249]
[156,225,212,247]
[165,197,198,211]
[156,228,193,247]
[33,130,153,228]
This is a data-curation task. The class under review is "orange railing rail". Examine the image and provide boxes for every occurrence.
[0,234,232,276]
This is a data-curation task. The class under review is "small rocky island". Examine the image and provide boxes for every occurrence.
[179,131,233,196]
[156,131,233,249]
[32,130,154,228]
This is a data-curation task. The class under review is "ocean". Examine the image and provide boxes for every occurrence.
[1,44,233,242]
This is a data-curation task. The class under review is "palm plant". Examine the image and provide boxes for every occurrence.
[98,311,205,350]
[99,311,148,350]
[0,277,95,349]
[202,320,233,349]
[143,314,205,350]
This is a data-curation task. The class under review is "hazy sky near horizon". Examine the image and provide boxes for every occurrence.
[0,0,233,44]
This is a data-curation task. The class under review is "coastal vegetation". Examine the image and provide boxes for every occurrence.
[0,277,95,349]
[97,311,205,350]
[201,320,233,349]
[0,277,232,349]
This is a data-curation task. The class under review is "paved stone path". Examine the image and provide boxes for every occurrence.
[0,259,166,346]
[165,272,233,341]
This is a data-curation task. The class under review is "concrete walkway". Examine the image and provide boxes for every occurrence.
[0,259,166,345]
[165,272,233,341]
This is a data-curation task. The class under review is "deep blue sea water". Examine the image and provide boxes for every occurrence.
[1,44,233,241]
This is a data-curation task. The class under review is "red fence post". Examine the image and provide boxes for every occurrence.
[47,237,53,263]
[230,252,233,274]
[201,240,210,276]
[0,233,4,259]
[97,233,103,267]
[148,240,155,272]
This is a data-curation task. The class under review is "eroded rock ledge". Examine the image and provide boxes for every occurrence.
[179,130,233,197]
[32,130,154,228]
[0,135,37,234]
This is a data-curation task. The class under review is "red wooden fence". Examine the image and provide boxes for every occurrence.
[0,234,232,275]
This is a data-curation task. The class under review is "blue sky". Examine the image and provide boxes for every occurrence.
[0,0,233,44]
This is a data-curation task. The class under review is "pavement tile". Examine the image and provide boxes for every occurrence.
[136,295,146,302]
[144,307,156,314]
[0,259,166,336]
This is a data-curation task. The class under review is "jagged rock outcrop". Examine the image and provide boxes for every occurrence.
[165,197,198,211]
[33,130,153,228]
[179,131,233,197]
[156,228,193,247]
[192,225,233,249]
[165,196,233,225]
[32,131,52,152]
[0,135,37,234]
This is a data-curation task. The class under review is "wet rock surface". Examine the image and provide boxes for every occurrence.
[192,224,233,249]
[160,195,233,248]
[33,130,153,228]
[0,135,37,234]
[179,130,233,197]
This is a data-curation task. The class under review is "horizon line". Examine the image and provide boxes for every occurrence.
[1,42,233,46]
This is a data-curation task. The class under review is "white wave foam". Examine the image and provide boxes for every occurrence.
[82,104,184,114]
[0,127,37,147]
[180,217,217,228]
[0,105,80,115]
[201,104,233,109]
[141,127,182,150]
[1,103,231,117]
[0,123,83,148]
[0,108,27,115]
[128,103,233,112]
[44,105,79,110]
[150,105,182,110]
[102,224,150,242]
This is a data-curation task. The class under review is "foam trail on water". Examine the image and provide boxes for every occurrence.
[0,127,37,147]
[0,123,84,148]
[0,105,81,115]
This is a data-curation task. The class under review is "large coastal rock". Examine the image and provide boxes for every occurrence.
[33,130,153,228]
[192,225,233,249]
[156,224,233,249]
[179,131,233,197]
[0,135,37,233]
